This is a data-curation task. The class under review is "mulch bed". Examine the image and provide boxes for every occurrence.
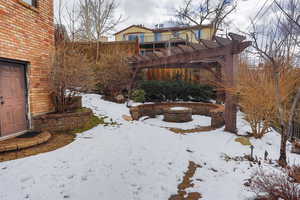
[0,132,75,163]
[0,132,51,153]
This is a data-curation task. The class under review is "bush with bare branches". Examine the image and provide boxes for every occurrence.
[50,43,96,113]
[246,0,300,166]
[229,62,300,138]
[93,52,132,97]
[288,165,300,183]
[250,169,300,200]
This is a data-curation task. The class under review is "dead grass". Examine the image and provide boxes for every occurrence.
[169,161,202,200]
[235,137,252,146]
[168,126,214,134]
[0,114,106,163]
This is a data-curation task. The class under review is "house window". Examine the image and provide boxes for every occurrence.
[139,33,145,43]
[128,33,145,43]
[128,34,138,41]
[21,0,37,7]
[194,30,202,40]
[155,33,161,41]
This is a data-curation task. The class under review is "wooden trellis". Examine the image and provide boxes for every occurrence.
[128,33,251,133]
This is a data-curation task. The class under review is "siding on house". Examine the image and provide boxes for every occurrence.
[114,25,214,43]
[0,0,55,116]
[115,26,154,42]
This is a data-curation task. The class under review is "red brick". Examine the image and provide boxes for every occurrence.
[0,0,54,116]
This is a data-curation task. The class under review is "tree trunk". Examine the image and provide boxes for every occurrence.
[278,126,288,167]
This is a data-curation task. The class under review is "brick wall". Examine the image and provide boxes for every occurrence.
[0,0,54,116]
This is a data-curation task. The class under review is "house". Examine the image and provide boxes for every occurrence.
[0,0,54,140]
[114,24,214,55]
[114,24,216,83]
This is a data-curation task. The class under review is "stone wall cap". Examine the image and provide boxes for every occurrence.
[33,109,92,120]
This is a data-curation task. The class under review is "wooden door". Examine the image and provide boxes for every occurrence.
[0,61,28,137]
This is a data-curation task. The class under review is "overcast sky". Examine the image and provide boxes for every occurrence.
[54,0,272,37]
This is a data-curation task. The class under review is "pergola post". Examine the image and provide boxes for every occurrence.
[223,54,238,133]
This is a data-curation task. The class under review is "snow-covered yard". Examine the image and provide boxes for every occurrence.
[0,94,299,200]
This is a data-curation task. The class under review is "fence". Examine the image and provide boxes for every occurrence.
[145,67,216,84]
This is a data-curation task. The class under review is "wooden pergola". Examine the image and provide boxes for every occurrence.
[128,33,251,133]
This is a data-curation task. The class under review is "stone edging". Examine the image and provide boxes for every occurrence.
[164,107,193,123]
[130,102,225,129]
[0,132,51,153]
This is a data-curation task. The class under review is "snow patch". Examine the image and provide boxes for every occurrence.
[0,94,299,200]
[169,107,190,111]
[143,115,211,129]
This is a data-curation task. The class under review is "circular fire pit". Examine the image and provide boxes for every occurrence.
[163,107,192,123]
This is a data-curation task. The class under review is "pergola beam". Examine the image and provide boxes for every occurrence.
[215,36,232,46]
[132,44,231,68]
[228,32,246,42]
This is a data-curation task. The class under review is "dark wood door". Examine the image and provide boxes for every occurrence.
[0,61,28,137]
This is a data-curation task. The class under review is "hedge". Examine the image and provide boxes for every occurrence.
[138,80,215,102]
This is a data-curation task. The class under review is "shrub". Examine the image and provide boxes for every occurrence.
[93,52,131,97]
[228,62,300,138]
[138,80,215,102]
[249,169,300,200]
[50,43,96,113]
[288,165,300,183]
[131,89,145,102]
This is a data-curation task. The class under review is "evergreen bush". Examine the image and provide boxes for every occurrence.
[132,89,146,102]
[138,80,215,102]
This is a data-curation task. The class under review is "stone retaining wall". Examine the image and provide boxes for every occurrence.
[32,109,93,132]
[130,102,225,128]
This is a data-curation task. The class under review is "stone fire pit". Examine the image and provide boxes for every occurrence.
[163,107,193,123]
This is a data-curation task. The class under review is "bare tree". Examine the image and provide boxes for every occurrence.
[51,0,97,113]
[77,0,122,41]
[174,0,238,38]
[55,0,80,42]
[248,2,300,167]
[274,0,300,31]
[274,0,300,62]
[50,44,97,113]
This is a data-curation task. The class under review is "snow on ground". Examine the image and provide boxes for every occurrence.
[169,107,190,111]
[0,94,299,200]
[142,115,211,129]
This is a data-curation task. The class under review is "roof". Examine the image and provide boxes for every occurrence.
[114,25,154,35]
[114,24,212,35]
